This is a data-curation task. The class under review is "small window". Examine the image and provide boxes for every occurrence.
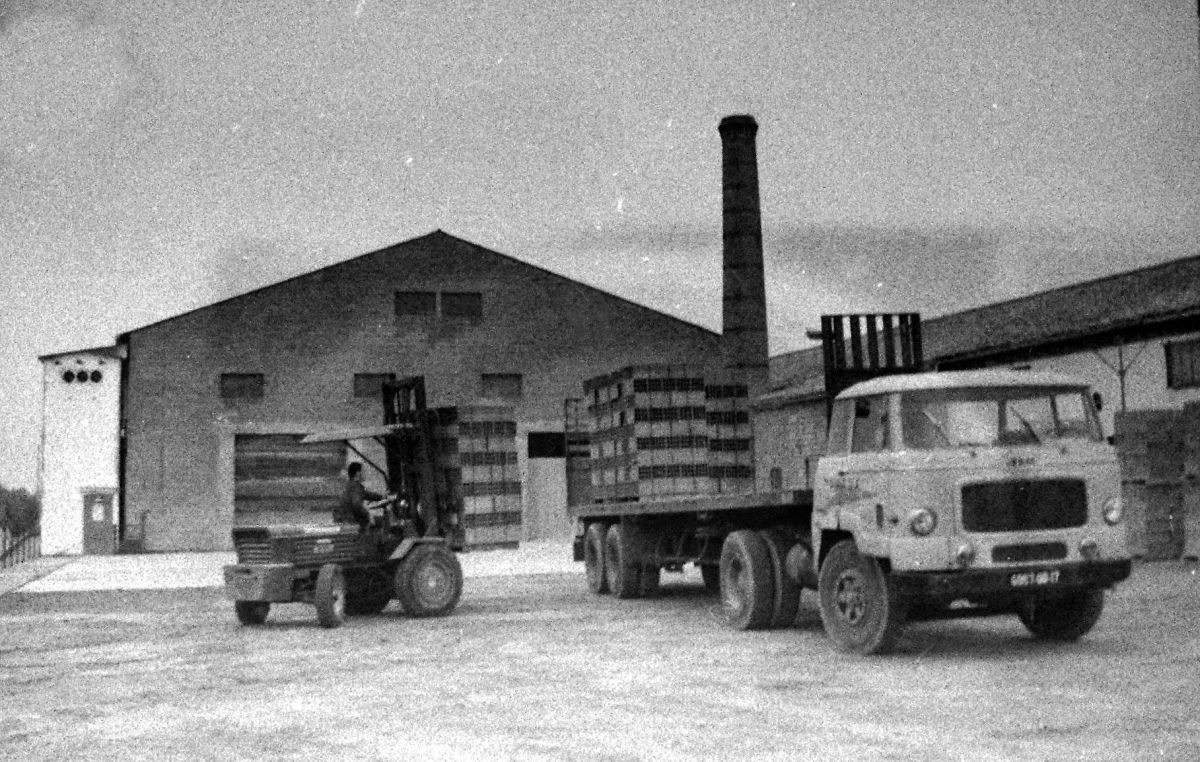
[442,292,483,321]
[850,395,890,453]
[395,291,437,316]
[528,432,567,458]
[353,373,395,399]
[1165,338,1200,390]
[481,373,522,401]
[220,373,264,400]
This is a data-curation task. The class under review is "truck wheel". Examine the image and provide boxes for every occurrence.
[584,522,610,595]
[759,530,801,629]
[345,569,393,616]
[700,564,720,594]
[719,530,774,630]
[818,540,906,655]
[395,544,463,617]
[314,564,346,629]
[234,601,270,625]
[1017,589,1104,641]
[604,523,643,599]
[640,564,661,597]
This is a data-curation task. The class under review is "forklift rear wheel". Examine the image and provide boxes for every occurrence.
[584,522,610,595]
[395,544,463,617]
[235,600,270,625]
[315,563,347,629]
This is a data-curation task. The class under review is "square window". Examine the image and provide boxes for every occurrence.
[395,291,437,316]
[442,292,483,321]
[220,373,264,400]
[353,373,395,399]
[1166,338,1200,390]
[481,373,522,400]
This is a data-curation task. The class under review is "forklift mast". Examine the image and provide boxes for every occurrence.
[381,377,458,539]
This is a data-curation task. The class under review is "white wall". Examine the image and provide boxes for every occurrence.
[39,351,122,555]
[1013,332,1200,438]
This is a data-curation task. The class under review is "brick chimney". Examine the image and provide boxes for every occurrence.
[718,114,769,396]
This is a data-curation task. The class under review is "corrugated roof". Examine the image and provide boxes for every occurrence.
[767,251,1200,400]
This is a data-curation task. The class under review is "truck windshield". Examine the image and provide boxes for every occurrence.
[899,387,1102,449]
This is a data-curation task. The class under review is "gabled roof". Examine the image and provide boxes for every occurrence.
[38,344,125,362]
[112,229,719,340]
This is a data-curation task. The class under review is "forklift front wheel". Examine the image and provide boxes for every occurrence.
[315,563,347,629]
[394,544,463,617]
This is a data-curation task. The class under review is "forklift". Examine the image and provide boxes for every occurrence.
[223,377,466,628]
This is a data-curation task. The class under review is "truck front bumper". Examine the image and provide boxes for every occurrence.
[891,559,1131,601]
[223,564,295,602]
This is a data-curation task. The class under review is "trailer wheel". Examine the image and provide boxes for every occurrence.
[720,530,774,630]
[234,601,270,625]
[314,564,346,629]
[584,522,610,595]
[818,540,906,654]
[604,523,643,599]
[345,569,393,616]
[1017,589,1104,641]
[640,564,661,597]
[395,544,463,617]
[759,530,801,629]
[700,564,720,594]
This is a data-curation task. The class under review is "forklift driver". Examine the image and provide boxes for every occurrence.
[336,462,392,531]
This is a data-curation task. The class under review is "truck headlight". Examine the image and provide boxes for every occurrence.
[1102,496,1122,525]
[909,508,938,536]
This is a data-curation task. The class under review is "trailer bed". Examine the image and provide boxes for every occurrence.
[567,489,813,519]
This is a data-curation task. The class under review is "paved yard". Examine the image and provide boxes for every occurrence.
[1,559,1197,761]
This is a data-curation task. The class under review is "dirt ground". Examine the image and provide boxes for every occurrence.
[1,561,1198,761]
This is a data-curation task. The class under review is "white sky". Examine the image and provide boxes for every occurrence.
[2,0,1199,491]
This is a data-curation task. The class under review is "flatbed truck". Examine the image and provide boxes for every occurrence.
[569,319,1131,654]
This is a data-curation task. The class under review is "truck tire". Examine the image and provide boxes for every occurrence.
[604,523,643,599]
[315,564,347,629]
[719,530,774,630]
[394,544,463,617]
[818,540,906,655]
[345,569,393,616]
[700,564,720,594]
[584,522,610,595]
[640,564,661,597]
[759,530,801,629]
[1017,589,1104,641]
[235,601,270,626]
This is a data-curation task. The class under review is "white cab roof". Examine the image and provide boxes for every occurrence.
[836,370,1090,399]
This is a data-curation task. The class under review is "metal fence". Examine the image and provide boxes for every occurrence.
[0,527,41,569]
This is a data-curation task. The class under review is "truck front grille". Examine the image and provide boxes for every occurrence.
[961,479,1087,532]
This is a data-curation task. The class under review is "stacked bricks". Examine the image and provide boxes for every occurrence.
[705,372,756,494]
[433,405,522,549]
[1115,410,1185,560]
[584,365,712,501]
[1183,402,1200,560]
[564,398,593,507]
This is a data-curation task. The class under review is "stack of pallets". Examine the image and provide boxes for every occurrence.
[434,406,522,548]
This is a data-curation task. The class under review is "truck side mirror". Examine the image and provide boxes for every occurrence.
[1092,391,1103,411]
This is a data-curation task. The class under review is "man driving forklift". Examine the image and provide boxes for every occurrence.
[335,462,394,531]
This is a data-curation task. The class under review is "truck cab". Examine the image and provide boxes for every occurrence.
[813,370,1131,652]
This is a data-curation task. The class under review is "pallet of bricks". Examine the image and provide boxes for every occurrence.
[563,398,593,507]
[1115,410,1186,560]
[582,365,755,502]
[433,405,521,549]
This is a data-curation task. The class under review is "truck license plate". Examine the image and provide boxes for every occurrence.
[1009,569,1060,587]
